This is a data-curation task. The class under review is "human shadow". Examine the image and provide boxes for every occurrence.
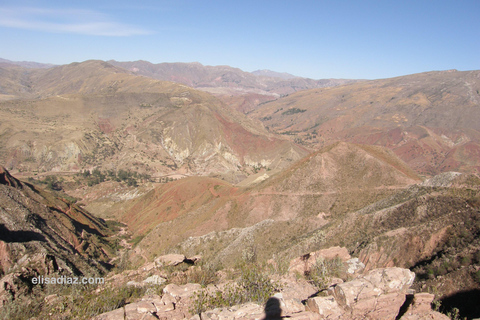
[263,297,289,320]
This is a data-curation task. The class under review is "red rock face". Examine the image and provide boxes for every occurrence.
[0,241,12,273]
[0,167,112,279]
[0,166,22,189]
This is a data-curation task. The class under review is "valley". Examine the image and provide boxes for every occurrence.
[0,58,479,319]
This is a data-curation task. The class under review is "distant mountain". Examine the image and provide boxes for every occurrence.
[251,69,298,79]
[0,60,308,176]
[251,69,480,176]
[0,58,55,69]
[108,60,357,113]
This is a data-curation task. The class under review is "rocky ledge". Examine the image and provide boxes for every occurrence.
[93,250,448,320]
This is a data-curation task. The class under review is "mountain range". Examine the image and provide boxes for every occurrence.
[0,57,479,318]
[0,60,307,177]
[251,69,480,176]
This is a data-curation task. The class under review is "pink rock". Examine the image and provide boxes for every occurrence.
[155,254,186,266]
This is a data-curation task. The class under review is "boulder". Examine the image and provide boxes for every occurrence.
[399,293,450,320]
[332,268,415,319]
[306,296,343,319]
[91,307,125,320]
[155,254,186,267]
[163,283,202,300]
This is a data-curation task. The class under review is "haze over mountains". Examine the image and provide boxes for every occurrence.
[0,57,479,318]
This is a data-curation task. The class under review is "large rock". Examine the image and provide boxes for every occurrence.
[163,283,202,300]
[155,254,186,267]
[332,267,415,319]
[399,293,450,320]
[306,296,343,319]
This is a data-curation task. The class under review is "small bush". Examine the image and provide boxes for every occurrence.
[191,263,280,315]
[306,257,345,290]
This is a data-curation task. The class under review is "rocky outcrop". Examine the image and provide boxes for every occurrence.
[93,266,446,320]
[0,167,113,305]
[0,166,22,189]
[331,268,415,319]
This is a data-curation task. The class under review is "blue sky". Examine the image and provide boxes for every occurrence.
[0,0,478,79]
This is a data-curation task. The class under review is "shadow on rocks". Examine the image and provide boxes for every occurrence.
[263,297,289,319]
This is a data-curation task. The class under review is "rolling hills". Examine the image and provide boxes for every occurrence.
[0,60,307,177]
[251,69,480,176]
[123,141,421,265]
[108,60,357,113]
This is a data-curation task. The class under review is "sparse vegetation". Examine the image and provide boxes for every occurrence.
[281,107,306,115]
[190,263,280,315]
[305,257,345,290]
[73,168,151,187]
[0,283,147,320]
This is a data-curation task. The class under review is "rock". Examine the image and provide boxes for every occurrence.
[127,280,143,287]
[44,294,60,304]
[289,246,351,276]
[156,301,175,313]
[91,307,125,320]
[141,262,156,272]
[155,254,186,267]
[163,283,202,300]
[399,293,450,320]
[124,301,159,320]
[400,311,451,320]
[0,241,12,273]
[195,302,264,320]
[287,311,322,319]
[143,274,167,285]
[332,268,415,319]
[279,276,318,301]
[306,296,343,319]
[136,301,157,313]
[346,257,365,275]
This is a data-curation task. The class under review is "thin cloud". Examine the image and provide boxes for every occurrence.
[0,7,153,36]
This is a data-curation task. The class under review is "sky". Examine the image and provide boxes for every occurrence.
[0,0,479,79]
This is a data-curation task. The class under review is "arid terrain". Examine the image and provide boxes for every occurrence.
[0,58,479,319]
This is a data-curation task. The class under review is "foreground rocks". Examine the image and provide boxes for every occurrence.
[93,266,447,320]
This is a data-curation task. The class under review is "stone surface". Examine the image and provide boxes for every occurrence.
[92,266,445,320]
[163,283,202,299]
[306,296,343,319]
[346,257,365,275]
[332,267,415,320]
[91,307,125,320]
[155,254,186,267]
[143,274,167,285]
[399,293,450,320]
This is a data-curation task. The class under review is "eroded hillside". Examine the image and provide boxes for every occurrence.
[251,69,480,176]
[0,61,307,177]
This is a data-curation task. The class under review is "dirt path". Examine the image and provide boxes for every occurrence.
[250,185,409,197]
